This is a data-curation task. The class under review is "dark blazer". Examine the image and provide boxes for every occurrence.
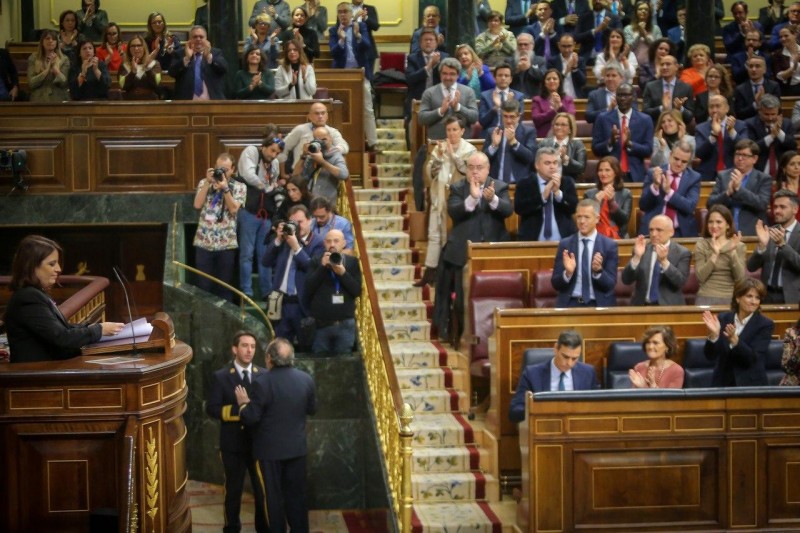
[240,365,317,460]
[551,231,619,306]
[585,86,615,123]
[0,48,19,100]
[329,21,373,80]
[505,0,536,35]
[707,168,773,236]
[482,123,538,183]
[550,0,591,29]
[584,187,633,238]
[514,174,578,241]
[758,5,786,37]
[704,311,774,386]
[68,61,111,100]
[745,116,797,171]
[303,254,362,321]
[538,136,587,183]
[729,49,772,85]
[620,241,691,305]
[262,233,325,313]
[405,50,449,110]
[511,59,547,97]
[168,48,228,100]
[641,78,695,125]
[409,26,447,55]
[639,166,702,237]
[206,362,265,453]
[722,20,763,55]
[478,87,525,129]
[746,222,800,303]
[418,82,479,139]
[733,79,781,120]
[5,286,102,363]
[591,109,654,182]
[574,9,621,61]
[666,26,685,63]
[443,178,512,267]
[355,3,380,67]
[521,21,563,59]
[694,118,750,181]
[509,360,599,421]
[546,54,587,97]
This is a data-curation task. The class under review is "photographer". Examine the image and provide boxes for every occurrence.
[293,126,349,204]
[193,153,245,302]
[309,196,354,252]
[303,229,361,355]
[262,205,324,348]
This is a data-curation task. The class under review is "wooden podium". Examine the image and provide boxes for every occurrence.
[0,314,192,533]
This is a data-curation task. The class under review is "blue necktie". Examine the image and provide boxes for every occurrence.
[732,173,750,230]
[568,1,575,15]
[581,238,591,302]
[193,54,203,96]
[648,258,661,304]
[595,12,604,51]
[287,260,297,295]
[543,192,553,239]
[558,372,566,390]
[499,136,512,183]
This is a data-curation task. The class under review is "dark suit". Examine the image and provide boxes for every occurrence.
[621,241,691,305]
[547,54,587,97]
[745,116,797,172]
[482,123,538,183]
[240,365,317,533]
[746,222,800,304]
[585,86,615,123]
[722,20,763,55]
[639,166,702,237]
[505,0,536,35]
[409,26,447,54]
[329,22,374,80]
[551,231,619,306]
[509,359,599,421]
[478,87,525,129]
[511,59,547,97]
[538,137,587,184]
[707,168,773,236]
[666,26,685,63]
[5,286,102,363]
[694,118,749,181]
[591,109,654,182]
[206,362,268,533]
[353,3,380,70]
[704,311,774,386]
[733,79,781,120]
[729,49,772,85]
[168,48,228,100]
[404,50,449,115]
[574,9,621,62]
[550,0,591,32]
[0,48,20,100]
[641,78,695,125]
[515,173,578,241]
[758,5,786,37]
[303,254,362,353]
[522,21,563,58]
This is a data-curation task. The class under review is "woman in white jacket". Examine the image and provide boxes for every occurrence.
[274,38,316,99]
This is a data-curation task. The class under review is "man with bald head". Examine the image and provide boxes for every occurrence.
[304,229,361,354]
[694,94,749,181]
[280,102,349,177]
[621,215,691,305]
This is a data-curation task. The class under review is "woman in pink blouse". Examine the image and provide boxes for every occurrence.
[629,325,685,388]
[531,68,575,138]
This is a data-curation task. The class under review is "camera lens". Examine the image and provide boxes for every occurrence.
[329,252,343,266]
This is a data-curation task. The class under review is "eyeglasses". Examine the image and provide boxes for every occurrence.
[734,152,755,158]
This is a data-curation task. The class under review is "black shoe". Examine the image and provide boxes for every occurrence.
[413,267,437,287]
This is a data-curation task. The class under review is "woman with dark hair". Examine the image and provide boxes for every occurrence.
[58,10,82,60]
[145,11,182,72]
[651,109,695,167]
[531,68,575,137]
[703,278,775,387]
[539,112,586,184]
[695,204,746,305]
[233,48,275,100]
[638,37,674,88]
[274,39,316,99]
[773,24,800,96]
[69,38,111,100]
[779,306,800,386]
[593,28,637,85]
[629,325,684,388]
[584,156,632,238]
[4,235,124,363]
[474,10,517,68]
[278,7,320,63]
[272,175,311,224]
[775,152,800,216]
[76,0,109,42]
[245,12,280,69]
[28,30,71,102]
[95,22,125,72]
[119,35,160,100]
[694,63,733,124]
[623,1,661,67]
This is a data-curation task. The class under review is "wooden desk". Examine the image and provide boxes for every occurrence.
[520,388,800,532]
[0,343,193,532]
[487,305,799,472]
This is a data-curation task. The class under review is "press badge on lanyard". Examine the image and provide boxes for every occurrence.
[206,190,224,222]
[330,270,344,304]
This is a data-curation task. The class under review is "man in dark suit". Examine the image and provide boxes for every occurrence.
[665,6,686,63]
[547,33,586,98]
[351,0,380,74]
[478,63,525,130]
[409,5,446,54]
[551,198,619,307]
[404,28,449,119]
[585,62,624,123]
[621,215,691,305]
[733,55,781,120]
[747,190,800,304]
[574,0,621,64]
[639,140,701,237]
[759,0,787,37]
[769,1,800,49]
[591,83,654,182]
[511,32,547,97]
[237,338,317,533]
[303,229,362,354]
[206,331,268,533]
[262,205,325,347]
[168,25,228,100]
[432,152,512,340]
[729,30,773,85]
[505,0,537,35]
[641,55,694,125]
[550,0,590,34]
[523,2,563,59]
[483,99,538,184]
[745,94,797,175]
[509,329,599,422]
[707,139,773,236]
[515,147,578,241]
[0,48,20,101]
[723,1,763,55]
[695,95,750,181]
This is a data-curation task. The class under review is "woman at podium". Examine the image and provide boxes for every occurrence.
[4,235,124,363]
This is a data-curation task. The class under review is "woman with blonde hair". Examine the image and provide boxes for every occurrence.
[629,325,684,389]
[651,109,695,167]
[119,35,160,100]
[244,12,280,69]
[540,112,586,184]
[28,30,71,102]
[455,43,495,99]
[679,43,713,97]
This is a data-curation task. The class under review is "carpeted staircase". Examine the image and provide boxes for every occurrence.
[353,119,508,533]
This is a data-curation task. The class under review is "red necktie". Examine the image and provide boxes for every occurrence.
[769,144,778,175]
[716,131,726,171]
[619,115,629,173]
[664,173,679,224]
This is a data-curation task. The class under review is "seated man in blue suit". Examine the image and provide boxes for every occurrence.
[551,198,619,307]
[585,62,624,123]
[483,99,538,184]
[509,329,599,421]
[478,63,525,130]
[695,95,749,182]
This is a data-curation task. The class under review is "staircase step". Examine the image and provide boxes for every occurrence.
[412,502,503,533]
[371,265,415,282]
[402,389,468,413]
[376,118,404,128]
[380,301,427,321]
[377,151,412,165]
[356,201,403,216]
[360,215,404,232]
[376,139,407,151]
[373,176,412,189]
[353,188,404,202]
[384,320,432,342]
[411,472,497,502]
[375,163,412,177]
[367,248,412,265]
[396,367,466,391]
[376,128,405,140]
[375,281,422,303]
[363,231,410,249]
[389,341,451,368]
[411,413,475,446]
[411,445,480,473]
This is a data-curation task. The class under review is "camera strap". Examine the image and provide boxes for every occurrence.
[328,269,341,294]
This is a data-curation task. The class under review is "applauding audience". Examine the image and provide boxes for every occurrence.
[629,326,684,388]
[584,156,631,238]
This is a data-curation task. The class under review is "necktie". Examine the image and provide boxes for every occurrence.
[242,369,250,384]
[558,372,566,391]
[753,83,762,96]
[581,238,591,303]
[595,12,604,51]
[544,34,551,58]
[568,1,575,15]
[732,173,750,230]
[648,259,661,304]
[619,115,629,173]
[498,136,510,182]
[193,54,203,96]
[543,190,553,239]
[770,246,784,288]
[287,259,297,295]
[716,130,726,171]
[664,172,679,223]
[769,143,778,175]
[664,82,673,100]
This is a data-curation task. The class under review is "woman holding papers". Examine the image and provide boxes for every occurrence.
[4,235,123,363]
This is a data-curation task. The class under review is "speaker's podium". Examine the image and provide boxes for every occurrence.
[0,312,192,533]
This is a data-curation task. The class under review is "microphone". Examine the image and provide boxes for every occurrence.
[113,266,139,356]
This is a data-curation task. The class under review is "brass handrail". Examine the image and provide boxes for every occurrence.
[170,260,275,338]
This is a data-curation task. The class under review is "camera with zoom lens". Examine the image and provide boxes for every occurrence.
[329,251,343,266]
[307,139,327,154]
[283,220,298,236]
[212,167,227,182]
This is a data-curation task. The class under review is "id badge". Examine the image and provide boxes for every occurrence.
[332,294,344,304]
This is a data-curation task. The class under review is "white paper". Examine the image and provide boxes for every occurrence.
[99,317,153,342]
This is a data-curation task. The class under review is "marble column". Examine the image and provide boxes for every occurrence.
[207,0,242,91]
[446,0,476,52]
[685,0,715,60]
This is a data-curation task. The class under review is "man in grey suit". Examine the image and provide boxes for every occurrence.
[621,215,691,305]
[641,55,694,125]
[747,190,800,304]
[707,139,772,236]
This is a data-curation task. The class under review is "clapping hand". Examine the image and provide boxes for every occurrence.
[628,368,647,388]
[482,179,496,202]
[723,323,738,346]
[632,234,647,260]
[491,126,503,148]
[702,310,721,339]
[450,89,461,109]
[610,124,620,145]
[591,252,604,273]
[563,248,577,276]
